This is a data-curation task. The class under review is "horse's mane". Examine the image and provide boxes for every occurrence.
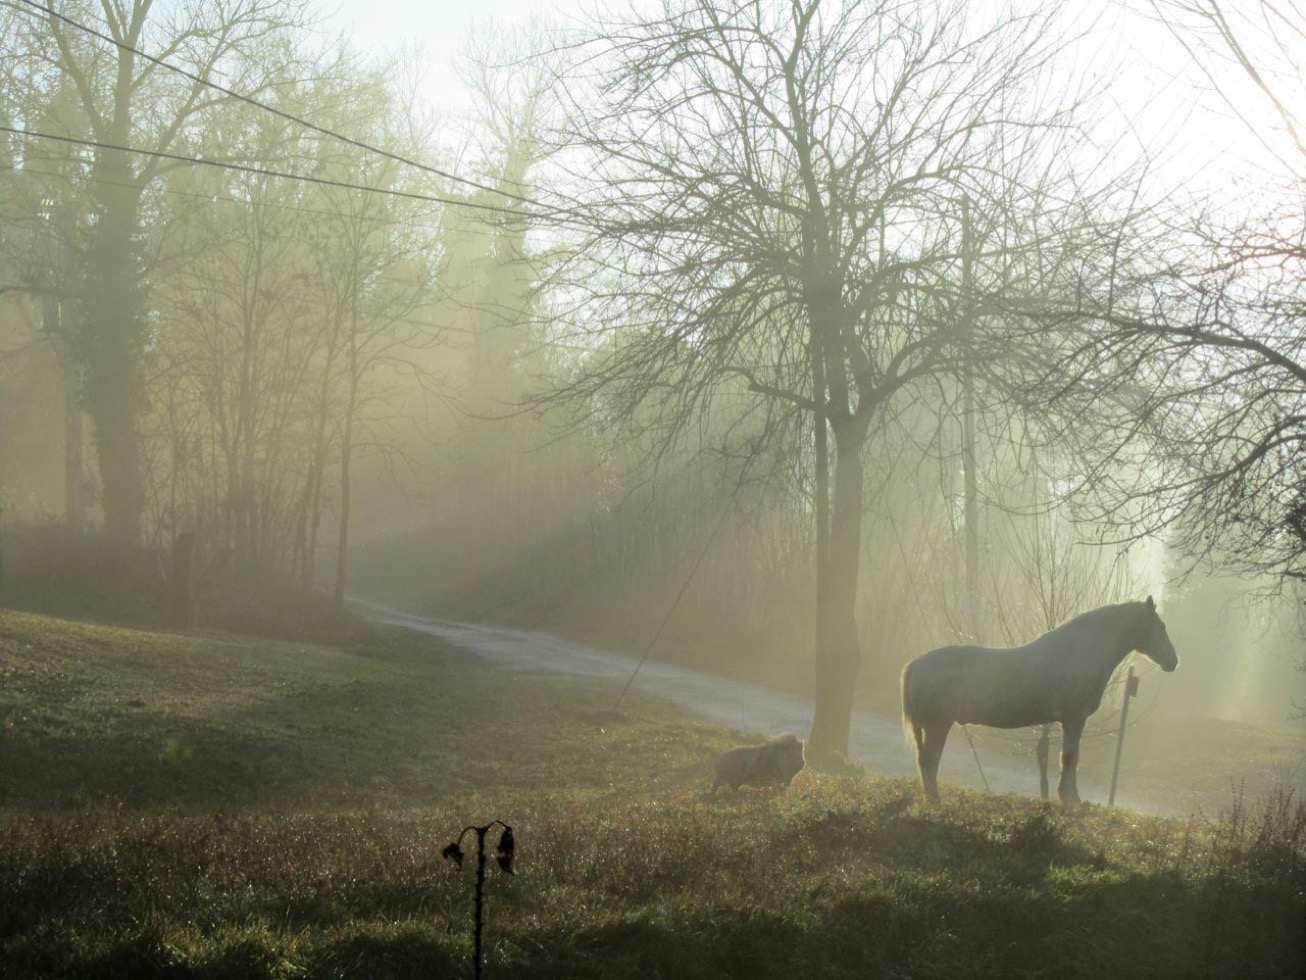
[1046,601,1144,642]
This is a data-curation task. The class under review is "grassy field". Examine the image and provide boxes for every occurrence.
[0,608,1303,979]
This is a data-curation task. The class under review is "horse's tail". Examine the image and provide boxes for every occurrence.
[901,658,923,750]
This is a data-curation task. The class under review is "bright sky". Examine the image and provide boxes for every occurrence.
[321,0,1296,205]
[322,0,562,114]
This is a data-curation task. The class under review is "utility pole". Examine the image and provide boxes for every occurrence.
[810,329,830,672]
[958,195,991,790]
[960,195,980,638]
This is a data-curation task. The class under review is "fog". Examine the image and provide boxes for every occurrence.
[1,0,1304,759]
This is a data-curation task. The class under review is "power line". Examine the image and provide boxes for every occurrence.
[5,159,463,235]
[1,124,533,216]
[4,168,596,357]
[12,244,597,355]
[613,501,733,710]
[7,0,544,209]
[7,160,556,253]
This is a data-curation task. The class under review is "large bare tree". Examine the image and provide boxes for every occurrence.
[540,0,1099,759]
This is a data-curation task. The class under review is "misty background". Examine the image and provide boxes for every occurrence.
[0,0,1303,760]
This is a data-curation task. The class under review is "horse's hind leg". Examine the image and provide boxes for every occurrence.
[1057,716,1086,809]
[916,721,953,805]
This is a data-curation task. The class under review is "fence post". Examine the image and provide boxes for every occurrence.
[1108,666,1140,806]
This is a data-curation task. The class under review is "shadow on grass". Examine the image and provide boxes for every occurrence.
[0,665,473,813]
[0,723,316,811]
[772,794,1107,887]
[502,874,1302,980]
[16,927,461,980]
[3,857,1302,980]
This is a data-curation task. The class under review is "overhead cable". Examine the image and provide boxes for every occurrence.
[1,125,533,217]
[8,0,544,209]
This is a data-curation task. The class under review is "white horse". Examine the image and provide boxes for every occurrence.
[901,597,1177,807]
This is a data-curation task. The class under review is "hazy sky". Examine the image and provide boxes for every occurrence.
[320,0,1288,200]
[324,0,562,113]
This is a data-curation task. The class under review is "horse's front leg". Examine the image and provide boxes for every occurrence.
[1057,715,1086,809]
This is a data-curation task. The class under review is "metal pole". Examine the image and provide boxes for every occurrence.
[962,725,990,792]
[1108,666,1139,806]
[473,826,487,980]
[960,196,979,634]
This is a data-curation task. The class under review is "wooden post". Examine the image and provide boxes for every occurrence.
[1108,666,1140,806]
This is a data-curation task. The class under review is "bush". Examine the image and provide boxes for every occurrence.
[199,576,378,646]
[0,523,377,646]
[0,523,170,627]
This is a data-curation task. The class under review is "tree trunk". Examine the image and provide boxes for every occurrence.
[45,295,84,533]
[808,420,868,761]
[333,324,360,610]
[81,151,146,547]
[64,353,83,533]
[333,429,352,609]
[171,531,195,629]
[303,348,339,589]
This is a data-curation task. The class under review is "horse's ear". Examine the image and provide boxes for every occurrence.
[1146,595,1155,610]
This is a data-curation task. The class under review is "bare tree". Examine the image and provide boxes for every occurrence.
[1024,0,1306,589]
[1047,257,1306,585]
[7,0,308,547]
[1150,0,1305,169]
[147,46,440,598]
[539,0,1100,759]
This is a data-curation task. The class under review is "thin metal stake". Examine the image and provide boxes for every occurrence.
[1108,666,1139,806]
[962,725,990,792]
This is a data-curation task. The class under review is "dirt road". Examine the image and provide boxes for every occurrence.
[354,598,1166,814]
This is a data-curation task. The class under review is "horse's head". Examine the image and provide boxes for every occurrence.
[1136,595,1178,672]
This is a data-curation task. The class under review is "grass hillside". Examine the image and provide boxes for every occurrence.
[0,608,727,811]
[0,609,1303,978]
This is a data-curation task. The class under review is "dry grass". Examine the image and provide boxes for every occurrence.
[0,608,1303,979]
